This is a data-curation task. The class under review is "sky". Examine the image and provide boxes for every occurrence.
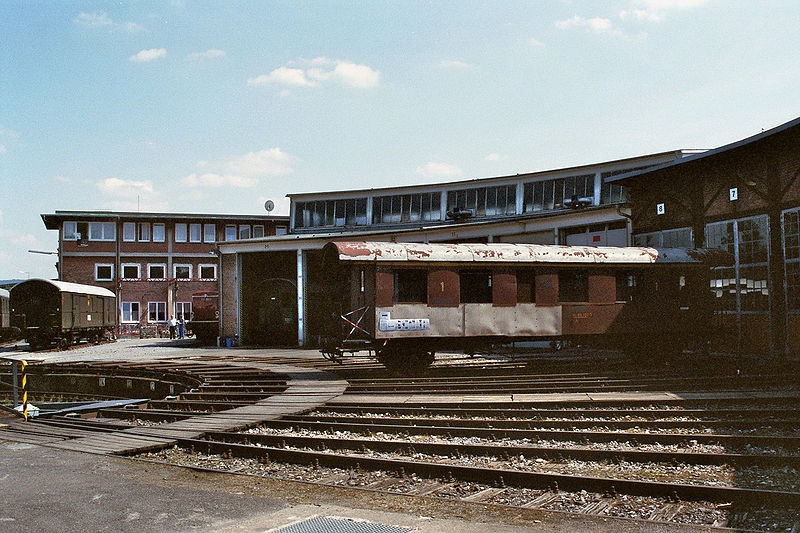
[1,0,799,279]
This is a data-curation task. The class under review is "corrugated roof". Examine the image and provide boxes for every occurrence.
[328,241,707,264]
[14,279,115,298]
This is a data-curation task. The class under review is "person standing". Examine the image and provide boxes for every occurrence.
[178,314,186,339]
[168,315,177,339]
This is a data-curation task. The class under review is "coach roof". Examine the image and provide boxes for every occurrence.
[14,279,115,298]
[326,241,710,264]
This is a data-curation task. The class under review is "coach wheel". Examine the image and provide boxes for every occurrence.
[58,337,70,350]
[377,345,434,374]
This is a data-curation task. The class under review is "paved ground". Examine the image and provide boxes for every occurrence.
[0,338,720,533]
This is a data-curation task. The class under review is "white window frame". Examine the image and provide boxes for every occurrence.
[276,226,288,236]
[63,221,78,240]
[122,222,136,242]
[198,263,217,280]
[152,223,165,242]
[174,223,187,243]
[147,301,167,322]
[252,225,265,238]
[174,264,192,280]
[225,225,237,241]
[121,263,141,280]
[89,222,115,241]
[203,223,216,243]
[121,301,140,323]
[147,263,167,280]
[189,223,202,243]
[239,225,251,239]
[138,222,150,242]
[175,301,192,321]
[95,263,114,281]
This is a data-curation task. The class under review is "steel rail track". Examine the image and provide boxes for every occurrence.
[207,430,800,468]
[166,436,800,507]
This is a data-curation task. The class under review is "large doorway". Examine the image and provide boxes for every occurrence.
[241,252,298,346]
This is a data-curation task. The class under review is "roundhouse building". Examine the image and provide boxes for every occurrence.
[610,116,800,357]
[217,150,702,347]
[41,211,289,336]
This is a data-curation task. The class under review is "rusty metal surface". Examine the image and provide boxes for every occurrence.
[329,241,706,265]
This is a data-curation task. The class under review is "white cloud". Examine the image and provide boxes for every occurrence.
[187,49,226,61]
[415,162,462,178]
[74,12,112,28]
[54,175,71,183]
[248,67,316,87]
[181,173,258,188]
[440,60,474,69]
[74,12,143,33]
[0,144,5,155]
[225,148,295,176]
[619,9,664,21]
[621,0,709,22]
[249,57,380,90]
[528,38,545,47]
[129,48,167,63]
[484,153,507,162]
[556,16,621,35]
[11,233,38,247]
[97,177,154,197]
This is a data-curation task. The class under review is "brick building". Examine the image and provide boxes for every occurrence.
[41,211,289,335]
[610,116,800,356]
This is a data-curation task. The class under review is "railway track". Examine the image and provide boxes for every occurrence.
[2,352,799,531]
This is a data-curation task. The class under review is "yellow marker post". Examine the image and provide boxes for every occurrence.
[20,360,28,421]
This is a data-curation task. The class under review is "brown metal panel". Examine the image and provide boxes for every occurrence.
[535,273,558,306]
[492,271,516,307]
[589,273,616,304]
[375,267,393,308]
[428,269,459,307]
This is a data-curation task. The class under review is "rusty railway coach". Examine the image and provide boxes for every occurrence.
[320,241,715,371]
[0,288,19,341]
[10,279,116,349]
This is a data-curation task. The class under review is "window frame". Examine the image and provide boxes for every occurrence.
[147,301,167,323]
[63,221,78,240]
[225,225,237,241]
[89,222,116,241]
[175,301,192,321]
[174,223,188,243]
[203,223,216,243]
[198,263,217,280]
[459,269,493,304]
[121,301,140,323]
[121,263,141,280]
[95,263,114,281]
[147,263,167,280]
[173,264,192,280]
[152,223,165,242]
[122,222,136,242]
[138,222,150,242]
[393,269,427,303]
[239,225,251,239]
[252,225,264,238]
[189,223,202,243]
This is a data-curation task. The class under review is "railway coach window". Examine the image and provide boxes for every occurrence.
[460,270,492,303]
[394,269,427,303]
[558,270,588,302]
[516,269,536,303]
[616,272,637,302]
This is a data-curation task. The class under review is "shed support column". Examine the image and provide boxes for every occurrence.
[297,249,306,346]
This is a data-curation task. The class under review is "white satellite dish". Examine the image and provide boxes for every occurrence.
[264,200,275,212]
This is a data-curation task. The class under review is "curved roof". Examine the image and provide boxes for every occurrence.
[0,288,8,299]
[14,279,115,298]
[327,241,711,265]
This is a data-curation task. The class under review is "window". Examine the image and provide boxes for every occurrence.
[252,225,264,238]
[175,302,192,321]
[523,174,595,213]
[63,221,78,240]
[294,198,368,229]
[239,225,251,239]
[123,222,136,242]
[147,263,166,279]
[198,264,217,280]
[148,302,167,322]
[174,264,192,280]
[174,223,187,242]
[276,226,288,236]
[373,193,442,225]
[633,228,693,249]
[95,264,113,281]
[616,272,637,302]
[138,222,150,242]
[89,222,115,241]
[460,270,492,303]
[152,223,165,242]
[189,223,202,243]
[447,185,516,218]
[558,270,589,302]
[394,269,427,303]
[225,225,237,241]
[203,224,216,243]
[121,263,140,279]
[600,167,647,205]
[121,302,140,323]
[516,269,536,303]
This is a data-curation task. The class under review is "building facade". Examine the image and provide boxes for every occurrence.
[611,116,800,356]
[217,150,702,346]
[41,211,289,335]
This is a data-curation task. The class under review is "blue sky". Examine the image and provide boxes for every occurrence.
[2,0,799,278]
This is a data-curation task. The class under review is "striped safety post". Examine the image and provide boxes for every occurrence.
[20,360,28,421]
